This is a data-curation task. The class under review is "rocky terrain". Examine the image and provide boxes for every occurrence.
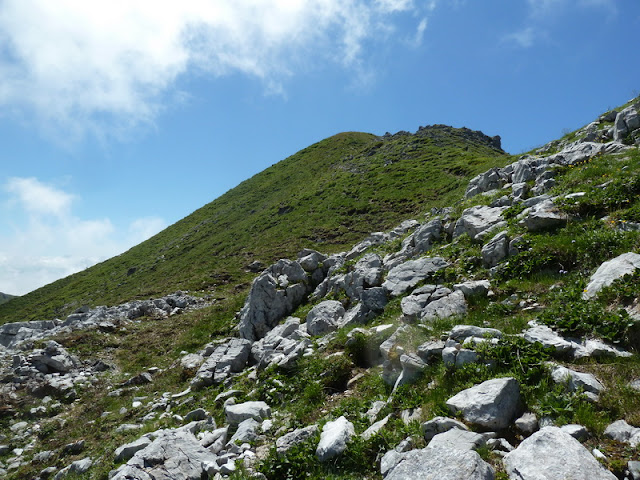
[1,97,640,479]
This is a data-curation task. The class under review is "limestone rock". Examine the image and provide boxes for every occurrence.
[604,420,640,447]
[225,401,271,426]
[446,377,521,430]
[482,231,509,268]
[550,365,604,401]
[306,300,345,336]
[420,290,467,322]
[382,257,449,296]
[427,428,487,451]
[316,416,355,461]
[114,437,153,463]
[110,429,217,480]
[453,205,508,241]
[453,280,491,299]
[582,252,640,300]
[523,323,573,354]
[384,447,495,480]
[276,425,319,455]
[191,338,252,389]
[421,416,469,441]
[362,415,390,440]
[519,199,568,231]
[503,426,617,480]
[238,259,311,341]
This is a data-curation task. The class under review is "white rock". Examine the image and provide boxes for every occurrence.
[503,427,616,480]
[385,447,495,480]
[316,416,355,461]
[446,377,520,430]
[582,252,640,299]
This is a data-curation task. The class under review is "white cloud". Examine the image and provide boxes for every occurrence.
[5,177,74,217]
[506,0,615,48]
[0,0,427,139]
[0,177,167,295]
[504,26,536,48]
[412,18,429,47]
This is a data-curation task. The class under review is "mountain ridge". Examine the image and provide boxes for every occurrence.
[0,125,508,325]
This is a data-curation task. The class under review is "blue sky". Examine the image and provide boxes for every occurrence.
[1,0,639,296]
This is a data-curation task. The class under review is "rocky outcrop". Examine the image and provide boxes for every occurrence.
[237,259,315,341]
[453,205,508,241]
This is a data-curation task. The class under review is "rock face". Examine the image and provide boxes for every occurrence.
[316,416,355,461]
[503,426,617,480]
[384,447,495,480]
[582,252,640,299]
[446,377,521,429]
[238,259,313,341]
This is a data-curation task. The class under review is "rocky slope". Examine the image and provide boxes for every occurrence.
[1,97,640,479]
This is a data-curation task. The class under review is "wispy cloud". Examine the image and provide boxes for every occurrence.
[504,26,537,48]
[0,0,431,140]
[504,0,616,48]
[0,177,167,295]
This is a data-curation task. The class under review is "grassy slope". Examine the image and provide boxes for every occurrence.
[0,126,508,325]
[0,293,15,306]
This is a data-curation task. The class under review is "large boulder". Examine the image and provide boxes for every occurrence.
[224,401,271,426]
[238,259,311,340]
[503,426,617,480]
[482,231,509,268]
[582,252,640,300]
[306,300,346,336]
[519,199,568,232]
[382,257,449,296]
[446,377,521,430]
[420,290,467,322]
[316,416,355,461]
[384,447,494,480]
[453,206,508,241]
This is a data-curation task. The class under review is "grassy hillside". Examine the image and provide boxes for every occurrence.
[0,293,15,306]
[0,126,508,325]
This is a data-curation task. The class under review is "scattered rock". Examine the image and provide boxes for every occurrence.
[503,426,617,480]
[191,338,252,389]
[225,401,271,426]
[446,377,521,430]
[582,252,640,300]
[316,416,355,461]
[384,447,495,480]
[604,420,640,447]
[453,205,508,241]
[382,257,449,296]
[276,425,319,455]
[550,365,604,402]
[421,416,469,441]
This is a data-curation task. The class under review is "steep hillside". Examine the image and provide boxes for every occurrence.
[1,97,640,480]
[0,126,507,325]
